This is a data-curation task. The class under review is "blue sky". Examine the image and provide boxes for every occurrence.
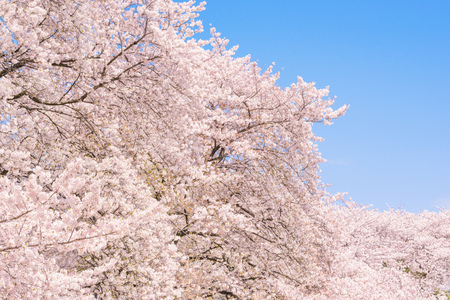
[191,0,450,212]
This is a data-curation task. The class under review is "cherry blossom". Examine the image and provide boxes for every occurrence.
[1,0,448,299]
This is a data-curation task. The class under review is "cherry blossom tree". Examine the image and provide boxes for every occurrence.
[0,0,348,298]
[324,202,450,299]
[2,0,449,299]
[0,155,179,299]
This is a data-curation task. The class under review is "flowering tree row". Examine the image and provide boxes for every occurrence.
[0,0,448,299]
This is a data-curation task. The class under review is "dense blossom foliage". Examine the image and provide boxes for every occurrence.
[317,202,450,299]
[0,0,448,299]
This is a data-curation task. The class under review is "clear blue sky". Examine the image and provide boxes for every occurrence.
[189,0,450,213]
